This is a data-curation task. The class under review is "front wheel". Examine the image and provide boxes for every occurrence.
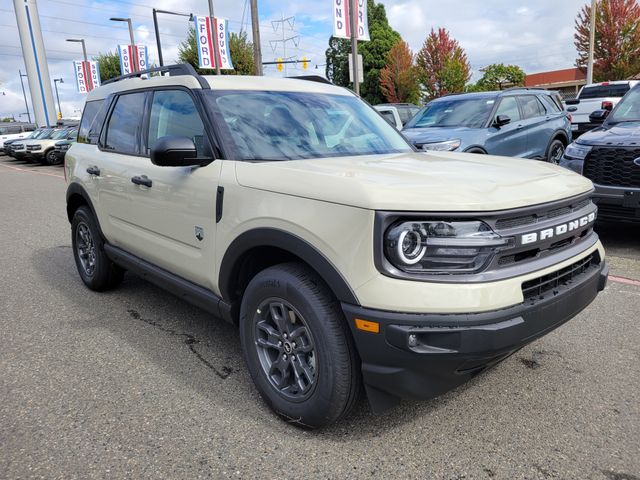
[45,149,60,165]
[239,262,361,428]
[546,139,565,164]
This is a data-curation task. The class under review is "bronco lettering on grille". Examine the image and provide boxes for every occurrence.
[521,212,596,245]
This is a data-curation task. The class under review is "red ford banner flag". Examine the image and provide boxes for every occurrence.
[73,60,100,93]
[193,15,234,70]
[332,0,369,40]
[117,44,149,76]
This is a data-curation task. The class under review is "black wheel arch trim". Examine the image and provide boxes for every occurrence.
[219,228,360,306]
[463,146,487,154]
[65,183,105,238]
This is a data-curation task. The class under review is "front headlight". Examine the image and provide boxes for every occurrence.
[564,143,592,160]
[420,139,461,151]
[385,220,513,274]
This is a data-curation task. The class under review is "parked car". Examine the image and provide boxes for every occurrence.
[0,122,36,153]
[403,89,571,163]
[52,137,76,165]
[65,64,606,428]
[374,103,420,129]
[565,80,639,136]
[7,128,54,159]
[561,82,640,221]
[25,127,78,165]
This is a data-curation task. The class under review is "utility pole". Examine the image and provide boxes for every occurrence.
[18,70,31,124]
[270,14,298,76]
[349,0,359,95]
[250,0,263,75]
[587,0,597,84]
[207,0,221,75]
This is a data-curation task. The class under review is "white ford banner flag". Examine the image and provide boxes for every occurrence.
[193,15,234,70]
[332,0,369,41]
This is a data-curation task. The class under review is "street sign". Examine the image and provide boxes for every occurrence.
[348,53,363,84]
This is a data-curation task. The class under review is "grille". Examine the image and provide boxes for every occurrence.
[12,143,24,150]
[495,198,591,230]
[26,145,40,151]
[521,253,599,301]
[597,204,640,220]
[583,147,640,188]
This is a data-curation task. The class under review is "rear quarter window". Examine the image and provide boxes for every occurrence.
[78,99,108,144]
[579,84,630,99]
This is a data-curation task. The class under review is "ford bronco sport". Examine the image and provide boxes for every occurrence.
[65,64,608,428]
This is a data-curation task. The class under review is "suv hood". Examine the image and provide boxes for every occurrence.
[402,126,474,144]
[235,152,593,211]
[576,121,640,145]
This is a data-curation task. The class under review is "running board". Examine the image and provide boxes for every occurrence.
[104,244,233,323]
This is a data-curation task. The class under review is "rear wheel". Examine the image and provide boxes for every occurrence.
[546,138,565,164]
[71,206,124,291]
[239,262,361,428]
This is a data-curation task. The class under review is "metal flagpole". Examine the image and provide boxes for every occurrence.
[349,0,359,95]
[208,0,222,75]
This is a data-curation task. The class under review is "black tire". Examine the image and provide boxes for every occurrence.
[546,138,565,164]
[465,148,486,154]
[239,262,361,429]
[44,149,60,165]
[71,206,124,291]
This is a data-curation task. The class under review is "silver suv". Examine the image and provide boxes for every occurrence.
[65,64,608,428]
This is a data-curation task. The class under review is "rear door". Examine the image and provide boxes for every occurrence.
[117,88,221,289]
[517,94,550,158]
[484,96,528,157]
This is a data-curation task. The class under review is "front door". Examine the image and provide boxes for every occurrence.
[120,89,220,290]
[485,96,528,157]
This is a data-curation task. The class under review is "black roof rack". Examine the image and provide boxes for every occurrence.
[502,86,547,92]
[102,63,209,89]
[286,75,333,85]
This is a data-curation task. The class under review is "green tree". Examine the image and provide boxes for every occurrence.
[325,0,401,104]
[178,27,256,75]
[574,0,640,81]
[94,51,121,83]
[471,63,526,91]
[416,28,470,100]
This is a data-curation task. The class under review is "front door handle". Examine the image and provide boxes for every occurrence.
[131,175,152,188]
[86,166,100,176]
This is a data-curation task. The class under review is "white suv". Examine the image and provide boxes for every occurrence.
[65,64,608,428]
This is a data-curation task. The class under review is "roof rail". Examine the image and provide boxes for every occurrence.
[286,75,333,85]
[102,63,209,89]
[502,86,547,92]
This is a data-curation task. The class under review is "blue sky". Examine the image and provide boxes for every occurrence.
[1,0,588,120]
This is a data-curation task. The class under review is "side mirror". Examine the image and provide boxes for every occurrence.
[588,109,610,124]
[150,136,207,167]
[494,114,511,127]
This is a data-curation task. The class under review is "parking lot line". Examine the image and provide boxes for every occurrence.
[0,162,64,179]
[608,274,640,287]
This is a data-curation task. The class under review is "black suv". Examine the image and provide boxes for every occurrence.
[561,83,640,221]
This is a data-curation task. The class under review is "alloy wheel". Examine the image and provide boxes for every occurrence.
[75,222,97,277]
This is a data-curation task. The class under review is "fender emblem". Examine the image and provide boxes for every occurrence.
[633,157,640,167]
[195,226,204,241]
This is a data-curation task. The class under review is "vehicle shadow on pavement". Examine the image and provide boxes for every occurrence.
[30,245,494,437]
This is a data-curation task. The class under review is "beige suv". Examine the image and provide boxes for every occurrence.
[65,64,608,428]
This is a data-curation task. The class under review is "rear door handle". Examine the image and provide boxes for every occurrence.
[86,166,100,176]
[131,175,152,188]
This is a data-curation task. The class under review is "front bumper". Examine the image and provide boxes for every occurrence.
[342,259,608,413]
[592,185,640,221]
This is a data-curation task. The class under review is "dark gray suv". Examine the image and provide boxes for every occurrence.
[403,89,571,163]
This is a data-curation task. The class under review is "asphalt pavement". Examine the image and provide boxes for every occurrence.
[1,156,639,480]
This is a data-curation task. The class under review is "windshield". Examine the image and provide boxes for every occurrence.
[205,91,412,161]
[51,129,69,140]
[34,129,53,139]
[405,97,495,129]
[608,87,640,123]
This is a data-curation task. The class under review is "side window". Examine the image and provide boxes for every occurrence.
[78,100,107,144]
[519,95,546,119]
[104,92,146,154]
[495,96,521,122]
[147,90,205,156]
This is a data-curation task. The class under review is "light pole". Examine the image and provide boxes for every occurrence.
[207,0,221,75]
[110,17,137,72]
[66,38,92,90]
[18,70,31,124]
[53,78,63,119]
[152,9,193,67]
[586,0,597,84]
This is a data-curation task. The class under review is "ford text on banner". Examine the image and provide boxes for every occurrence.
[73,61,100,93]
[193,15,234,70]
[332,0,369,41]
[117,45,149,75]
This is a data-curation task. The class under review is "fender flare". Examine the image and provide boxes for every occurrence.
[218,228,359,305]
[65,183,105,235]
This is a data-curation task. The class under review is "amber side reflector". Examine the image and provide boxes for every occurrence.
[355,318,380,334]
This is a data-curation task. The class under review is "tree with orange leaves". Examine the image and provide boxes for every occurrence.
[379,40,420,104]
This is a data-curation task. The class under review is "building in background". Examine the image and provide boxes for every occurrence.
[525,68,586,99]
